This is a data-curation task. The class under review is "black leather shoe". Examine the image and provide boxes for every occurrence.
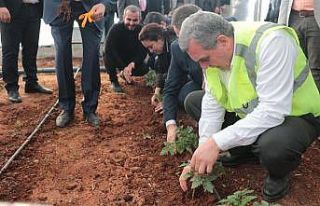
[217,153,260,167]
[8,90,22,103]
[263,175,290,202]
[111,81,123,93]
[25,83,53,94]
[56,110,74,128]
[84,113,100,127]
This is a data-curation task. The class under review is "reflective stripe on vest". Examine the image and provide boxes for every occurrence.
[233,23,311,115]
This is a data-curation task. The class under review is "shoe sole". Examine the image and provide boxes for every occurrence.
[9,98,22,103]
[25,90,53,94]
[56,116,74,128]
[262,183,289,202]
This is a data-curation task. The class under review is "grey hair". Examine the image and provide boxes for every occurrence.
[171,4,201,30]
[179,11,234,51]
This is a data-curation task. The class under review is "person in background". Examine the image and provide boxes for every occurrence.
[139,23,176,113]
[143,11,167,27]
[104,5,148,93]
[195,0,218,12]
[103,0,118,39]
[117,0,139,21]
[43,0,110,127]
[178,11,320,202]
[0,0,52,103]
[265,0,282,23]
[278,0,320,91]
[163,4,203,143]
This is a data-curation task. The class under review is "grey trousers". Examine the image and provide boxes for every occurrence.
[289,12,320,91]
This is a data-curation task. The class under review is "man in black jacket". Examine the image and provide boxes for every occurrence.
[104,5,148,93]
[0,0,52,103]
[163,4,203,142]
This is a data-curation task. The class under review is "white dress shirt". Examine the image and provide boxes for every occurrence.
[199,30,298,151]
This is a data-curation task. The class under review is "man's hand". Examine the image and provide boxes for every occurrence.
[179,165,192,192]
[91,3,106,21]
[123,62,135,83]
[190,138,220,174]
[0,7,11,23]
[154,101,163,113]
[151,94,158,106]
[166,124,177,143]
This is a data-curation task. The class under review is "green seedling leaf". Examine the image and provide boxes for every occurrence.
[218,189,257,206]
[182,164,225,200]
[160,142,176,156]
[161,125,198,156]
[144,70,156,87]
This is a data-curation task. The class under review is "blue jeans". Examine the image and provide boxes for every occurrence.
[50,1,102,114]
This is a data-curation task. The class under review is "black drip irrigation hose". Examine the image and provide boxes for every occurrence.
[0,67,82,176]
[0,67,106,76]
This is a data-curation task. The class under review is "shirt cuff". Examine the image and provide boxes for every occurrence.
[211,129,233,151]
[166,120,176,127]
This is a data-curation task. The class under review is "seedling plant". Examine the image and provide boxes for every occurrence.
[218,189,281,206]
[144,70,156,87]
[181,161,225,200]
[160,126,198,156]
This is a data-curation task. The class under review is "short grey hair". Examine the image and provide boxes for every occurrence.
[171,4,201,30]
[179,11,234,51]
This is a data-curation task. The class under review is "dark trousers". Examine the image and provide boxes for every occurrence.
[185,90,319,178]
[178,80,202,108]
[289,12,320,91]
[50,1,101,114]
[103,12,115,41]
[1,3,41,91]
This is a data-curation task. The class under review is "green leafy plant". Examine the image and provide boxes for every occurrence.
[218,189,281,206]
[160,126,198,156]
[144,70,156,87]
[218,189,256,206]
[184,161,225,200]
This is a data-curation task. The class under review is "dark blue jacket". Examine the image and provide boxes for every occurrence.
[43,0,111,30]
[163,40,203,122]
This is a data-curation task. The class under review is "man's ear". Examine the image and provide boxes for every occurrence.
[216,34,230,47]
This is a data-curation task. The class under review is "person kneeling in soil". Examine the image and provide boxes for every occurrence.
[162,4,203,143]
[138,23,176,114]
[178,12,320,202]
[103,5,149,93]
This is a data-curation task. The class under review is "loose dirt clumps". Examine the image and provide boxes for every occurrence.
[0,71,319,206]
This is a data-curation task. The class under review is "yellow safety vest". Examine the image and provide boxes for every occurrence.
[206,22,320,118]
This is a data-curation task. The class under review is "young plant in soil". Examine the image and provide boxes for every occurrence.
[182,161,225,200]
[144,70,156,87]
[218,188,281,206]
[160,126,198,156]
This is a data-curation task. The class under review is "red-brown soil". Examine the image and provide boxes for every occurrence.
[0,59,319,206]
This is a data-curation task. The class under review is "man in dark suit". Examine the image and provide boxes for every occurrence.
[0,0,52,103]
[163,4,203,142]
[43,0,110,128]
